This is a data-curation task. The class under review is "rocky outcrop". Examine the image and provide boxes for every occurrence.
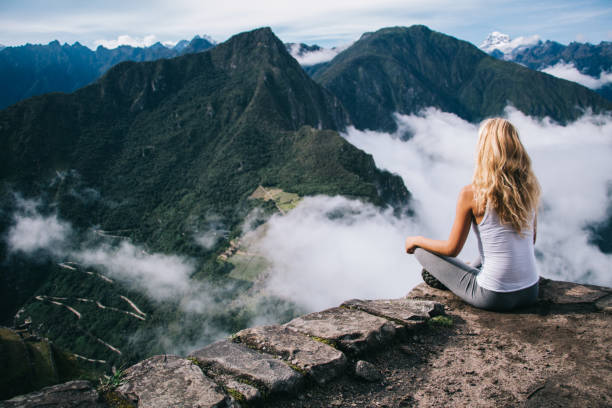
[0,380,104,408]
[4,278,610,407]
[114,355,226,408]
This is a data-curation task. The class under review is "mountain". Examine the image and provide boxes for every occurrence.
[0,26,410,375]
[479,31,541,60]
[312,25,612,132]
[0,35,215,110]
[480,33,612,101]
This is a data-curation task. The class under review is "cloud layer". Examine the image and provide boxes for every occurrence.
[541,61,612,89]
[343,107,612,287]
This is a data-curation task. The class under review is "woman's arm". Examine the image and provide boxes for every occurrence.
[405,185,474,257]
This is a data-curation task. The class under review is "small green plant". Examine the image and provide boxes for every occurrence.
[428,315,453,327]
[98,367,126,392]
[310,335,338,349]
[226,388,246,402]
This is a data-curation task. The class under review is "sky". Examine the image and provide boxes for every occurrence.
[1,0,611,49]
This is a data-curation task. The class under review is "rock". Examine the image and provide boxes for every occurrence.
[354,360,383,382]
[189,339,303,394]
[235,325,347,384]
[285,307,396,354]
[538,278,611,304]
[216,375,261,402]
[341,298,444,328]
[115,355,226,408]
[0,380,104,408]
[595,294,612,312]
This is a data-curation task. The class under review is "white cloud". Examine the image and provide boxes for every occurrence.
[8,211,71,255]
[288,43,351,66]
[194,216,229,250]
[541,61,612,89]
[342,107,612,288]
[253,196,421,312]
[94,34,170,49]
[74,241,194,299]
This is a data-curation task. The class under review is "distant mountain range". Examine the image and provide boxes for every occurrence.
[0,35,215,109]
[480,32,612,101]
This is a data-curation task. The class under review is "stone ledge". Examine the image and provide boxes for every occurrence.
[189,339,304,395]
[114,355,226,408]
[285,307,397,354]
[235,325,347,384]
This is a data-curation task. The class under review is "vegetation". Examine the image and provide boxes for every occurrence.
[0,27,410,385]
[313,25,612,132]
[0,327,102,400]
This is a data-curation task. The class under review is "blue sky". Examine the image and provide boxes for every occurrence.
[1,0,610,48]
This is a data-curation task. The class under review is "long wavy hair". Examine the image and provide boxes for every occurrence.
[472,118,540,234]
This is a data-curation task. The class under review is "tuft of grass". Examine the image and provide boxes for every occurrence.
[309,335,338,349]
[428,315,453,327]
[226,388,246,402]
[97,367,126,393]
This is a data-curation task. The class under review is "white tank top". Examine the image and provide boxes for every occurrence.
[472,206,539,292]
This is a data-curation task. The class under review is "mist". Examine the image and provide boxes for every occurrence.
[246,107,612,313]
[541,61,612,90]
[343,107,612,286]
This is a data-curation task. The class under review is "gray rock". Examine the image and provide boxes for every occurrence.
[595,294,612,312]
[285,307,396,354]
[538,278,611,304]
[189,339,303,394]
[215,375,261,402]
[354,360,383,382]
[341,298,444,327]
[115,355,226,408]
[0,380,103,408]
[235,325,347,384]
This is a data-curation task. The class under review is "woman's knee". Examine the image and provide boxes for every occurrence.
[414,247,432,265]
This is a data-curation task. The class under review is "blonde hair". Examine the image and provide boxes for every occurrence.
[472,118,540,233]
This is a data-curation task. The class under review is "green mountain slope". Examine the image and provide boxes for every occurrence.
[313,25,612,132]
[0,27,410,371]
[0,27,405,256]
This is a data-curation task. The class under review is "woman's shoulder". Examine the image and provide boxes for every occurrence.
[459,184,475,202]
[459,184,484,218]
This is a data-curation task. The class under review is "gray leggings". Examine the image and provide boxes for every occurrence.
[414,248,538,312]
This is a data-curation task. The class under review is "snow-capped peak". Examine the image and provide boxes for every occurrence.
[480,31,541,59]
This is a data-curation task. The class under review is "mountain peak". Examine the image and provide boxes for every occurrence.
[479,31,541,58]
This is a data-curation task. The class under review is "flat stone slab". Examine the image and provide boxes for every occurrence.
[115,355,226,408]
[1,380,104,408]
[538,278,611,304]
[189,339,303,394]
[213,374,261,403]
[235,325,347,384]
[285,307,396,354]
[595,294,612,312]
[341,298,444,327]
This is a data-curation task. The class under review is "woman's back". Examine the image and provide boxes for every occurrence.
[472,206,538,292]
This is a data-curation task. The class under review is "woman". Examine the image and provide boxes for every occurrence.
[405,118,540,312]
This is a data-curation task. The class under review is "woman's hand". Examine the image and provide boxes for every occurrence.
[405,236,422,254]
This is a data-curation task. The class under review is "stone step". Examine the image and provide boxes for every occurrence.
[341,298,444,330]
[189,339,303,395]
[1,381,104,408]
[285,307,396,354]
[235,325,347,384]
[115,355,227,408]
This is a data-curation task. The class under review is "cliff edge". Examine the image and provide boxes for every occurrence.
[2,277,611,407]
